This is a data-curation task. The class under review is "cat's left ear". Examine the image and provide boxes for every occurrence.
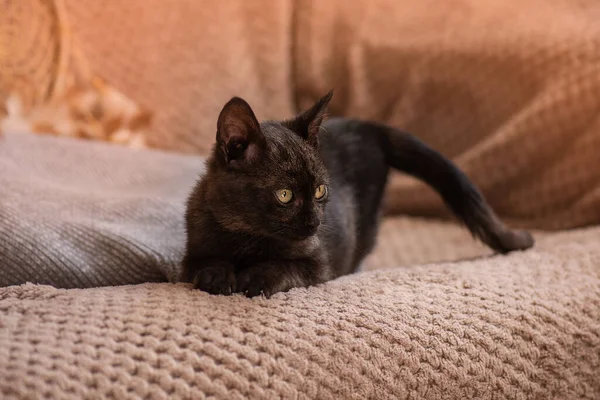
[284,90,333,147]
[216,97,266,168]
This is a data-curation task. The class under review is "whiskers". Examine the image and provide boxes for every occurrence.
[318,220,343,237]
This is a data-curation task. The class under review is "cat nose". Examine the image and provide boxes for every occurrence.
[305,218,320,230]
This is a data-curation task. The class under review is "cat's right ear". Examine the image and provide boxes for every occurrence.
[216,97,266,168]
[283,90,333,148]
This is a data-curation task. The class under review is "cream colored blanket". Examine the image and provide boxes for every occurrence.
[2,224,599,399]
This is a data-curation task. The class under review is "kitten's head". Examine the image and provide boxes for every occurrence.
[203,92,333,241]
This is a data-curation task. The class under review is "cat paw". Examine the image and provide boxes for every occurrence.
[236,267,290,298]
[191,262,236,295]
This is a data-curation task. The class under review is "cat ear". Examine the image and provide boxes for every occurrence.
[285,90,333,147]
[216,97,265,167]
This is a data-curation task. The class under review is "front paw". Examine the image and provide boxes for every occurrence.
[237,267,291,298]
[191,262,236,295]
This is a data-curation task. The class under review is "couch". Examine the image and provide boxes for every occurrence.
[1,0,599,399]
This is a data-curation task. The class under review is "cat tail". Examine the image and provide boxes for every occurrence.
[377,125,534,253]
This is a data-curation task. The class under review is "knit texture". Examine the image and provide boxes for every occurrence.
[2,2,600,397]
[1,225,599,399]
[0,132,205,287]
[1,133,599,399]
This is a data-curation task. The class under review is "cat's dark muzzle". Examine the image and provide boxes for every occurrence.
[285,224,320,240]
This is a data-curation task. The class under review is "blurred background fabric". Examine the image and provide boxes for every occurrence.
[2,0,600,230]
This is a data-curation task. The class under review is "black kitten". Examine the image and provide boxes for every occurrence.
[183,91,533,298]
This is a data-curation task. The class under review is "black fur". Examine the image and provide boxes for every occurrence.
[183,92,534,297]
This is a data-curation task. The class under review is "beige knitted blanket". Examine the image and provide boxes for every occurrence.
[1,133,598,398]
[2,224,599,399]
[2,2,600,398]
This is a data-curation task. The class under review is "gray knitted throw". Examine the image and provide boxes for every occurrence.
[0,132,204,288]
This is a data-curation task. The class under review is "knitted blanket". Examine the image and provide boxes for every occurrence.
[3,2,600,397]
[1,133,599,398]
[2,225,599,399]
[0,132,204,287]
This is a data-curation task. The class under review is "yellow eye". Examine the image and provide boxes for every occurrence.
[275,189,293,204]
[315,184,327,200]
